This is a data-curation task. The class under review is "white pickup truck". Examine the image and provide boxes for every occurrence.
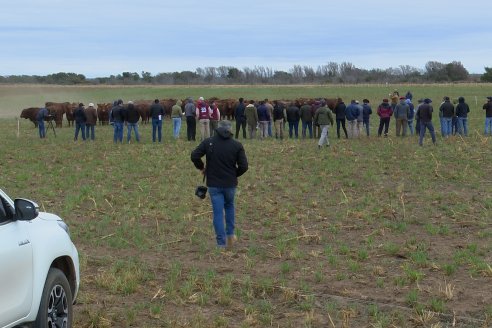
[0,188,79,328]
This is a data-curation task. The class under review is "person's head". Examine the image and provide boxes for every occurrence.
[382,98,389,103]
[187,97,193,103]
[487,96,492,102]
[350,99,356,104]
[399,96,406,101]
[88,103,94,107]
[458,96,465,103]
[249,100,255,104]
[337,97,343,103]
[444,96,450,102]
[154,99,159,104]
[424,98,432,104]
[363,99,369,104]
[264,98,269,102]
[117,99,123,105]
[239,97,244,103]
[320,100,326,106]
[199,96,204,101]
[79,103,84,107]
[176,100,182,106]
[218,120,232,132]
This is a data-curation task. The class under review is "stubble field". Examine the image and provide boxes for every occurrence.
[0,84,491,327]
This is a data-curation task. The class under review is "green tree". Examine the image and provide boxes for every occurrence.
[480,67,492,82]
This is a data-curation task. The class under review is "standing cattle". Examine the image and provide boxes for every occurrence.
[97,103,111,125]
[134,100,151,124]
[20,107,41,127]
[45,102,70,127]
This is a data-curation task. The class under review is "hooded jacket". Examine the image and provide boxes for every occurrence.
[126,104,141,123]
[314,105,334,126]
[377,102,393,119]
[439,100,455,118]
[345,103,359,121]
[455,97,470,118]
[393,100,410,119]
[333,102,346,120]
[171,101,183,118]
[191,127,248,188]
[244,103,258,126]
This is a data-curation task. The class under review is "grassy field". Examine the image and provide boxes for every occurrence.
[1,84,491,327]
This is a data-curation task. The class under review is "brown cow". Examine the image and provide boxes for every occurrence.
[20,107,41,127]
[134,100,151,124]
[160,98,177,118]
[45,102,70,127]
[97,103,111,125]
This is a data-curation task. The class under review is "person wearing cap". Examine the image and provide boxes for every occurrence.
[377,98,393,137]
[73,103,87,141]
[393,96,410,137]
[184,97,196,141]
[84,103,97,141]
[455,97,470,136]
[244,100,259,139]
[439,96,455,137]
[191,120,248,250]
[125,101,141,143]
[345,100,360,138]
[483,96,492,136]
[417,98,436,146]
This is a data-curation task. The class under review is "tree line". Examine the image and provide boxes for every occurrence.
[1,61,490,85]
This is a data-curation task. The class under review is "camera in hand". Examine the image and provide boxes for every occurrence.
[195,186,208,199]
[46,114,56,121]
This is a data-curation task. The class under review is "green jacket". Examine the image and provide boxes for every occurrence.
[314,106,334,126]
[171,101,182,118]
[245,104,258,126]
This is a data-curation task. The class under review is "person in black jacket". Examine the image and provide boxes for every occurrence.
[149,99,165,142]
[191,120,248,250]
[234,98,247,139]
[455,96,470,136]
[125,101,141,143]
[333,98,348,139]
[73,103,87,141]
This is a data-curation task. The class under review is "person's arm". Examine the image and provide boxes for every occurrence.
[236,146,248,177]
[191,141,207,172]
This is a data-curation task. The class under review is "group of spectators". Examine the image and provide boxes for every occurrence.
[35,93,492,146]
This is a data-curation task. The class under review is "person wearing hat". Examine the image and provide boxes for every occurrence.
[483,96,492,136]
[393,96,410,137]
[313,99,334,148]
[455,97,470,136]
[73,103,87,141]
[84,103,97,141]
[439,96,455,137]
[418,98,436,146]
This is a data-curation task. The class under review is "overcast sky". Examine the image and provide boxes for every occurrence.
[1,0,491,77]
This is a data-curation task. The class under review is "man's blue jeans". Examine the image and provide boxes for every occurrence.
[172,117,181,139]
[419,121,436,145]
[485,117,492,135]
[38,120,45,138]
[85,124,95,140]
[302,120,313,138]
[457,117,468,136]
[152,118,162,142]
[407,119,414,135]
[208,187,236,247]
[442,117,452,137]
[288,120,299,138]
[127,123,140,142]
[113,122,123,143]
[74,122,86,141]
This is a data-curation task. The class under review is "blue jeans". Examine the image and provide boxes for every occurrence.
[74,122,86,141]
[457,117,468,136]
[485,117,492,135]
[172,117,181,139]
[419,121,436,145]
[38,120,45,138]
[363,119,370,136]
[113,122,123,143]
[302,120,313,138]
[408,119,414,135]
[152,118,162,142]
[288,120,299,138]
[85,124,95,140]
[439,117,445,136]
[209,187,236,247]
[268,120,272,137]
[127,123,140,142]
[442,117,452,137]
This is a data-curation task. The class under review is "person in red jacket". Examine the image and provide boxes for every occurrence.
[377,98,393,137]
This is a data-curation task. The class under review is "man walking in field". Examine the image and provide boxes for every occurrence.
[191,120,248,250]
[314,100,334,148]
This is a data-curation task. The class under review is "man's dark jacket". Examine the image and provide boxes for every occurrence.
[191,127,248,188]
[149,103,164,119]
